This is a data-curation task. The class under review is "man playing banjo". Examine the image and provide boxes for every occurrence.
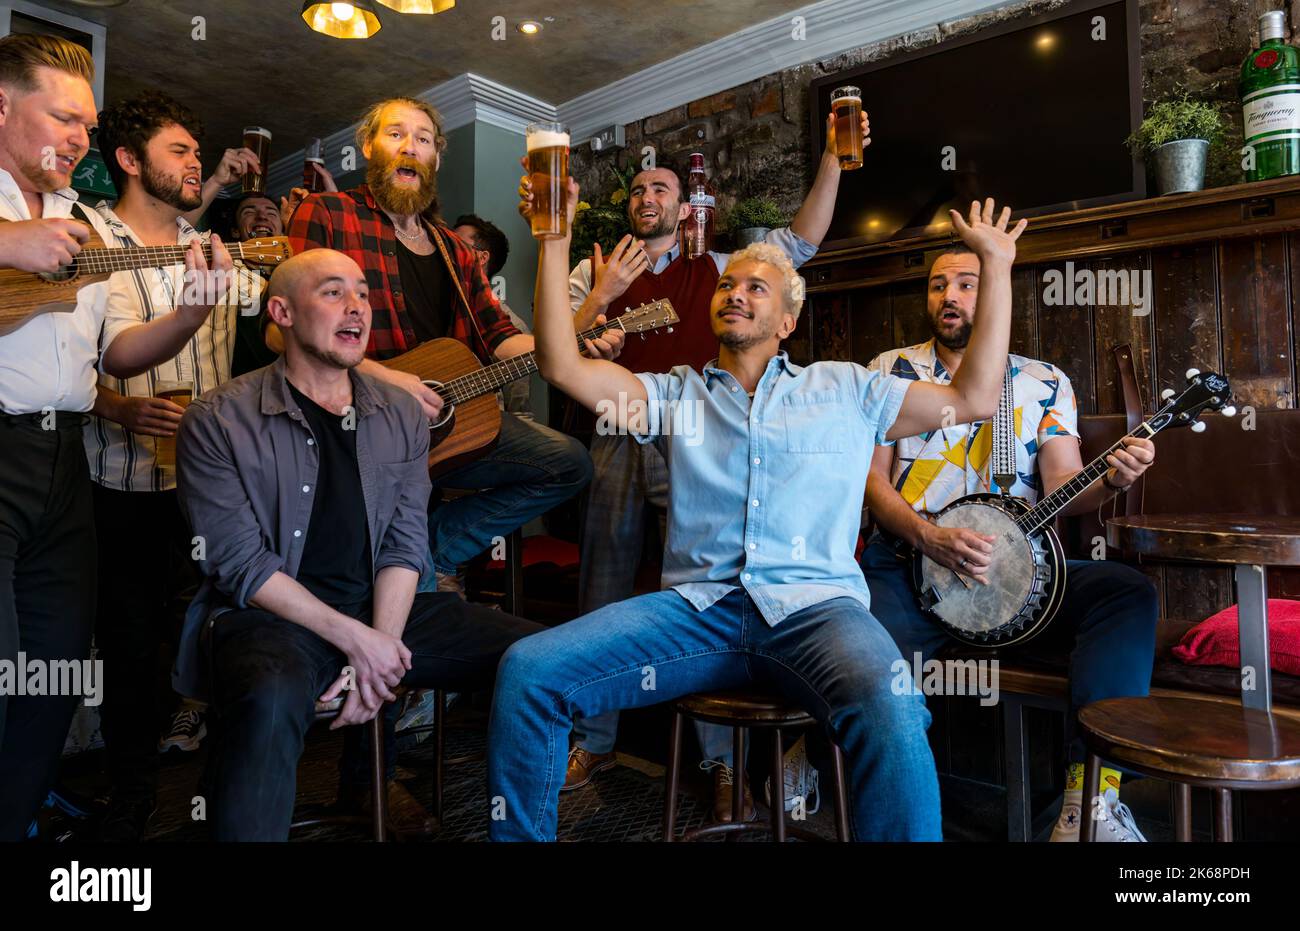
[859,241,1159,842]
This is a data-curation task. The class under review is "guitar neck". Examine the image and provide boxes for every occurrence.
[436,318,627,405]
[73,242,254,276]
[1016,421,1158,535]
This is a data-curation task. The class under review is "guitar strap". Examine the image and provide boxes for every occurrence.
[991,360,1017,494]
[430,224,494,362]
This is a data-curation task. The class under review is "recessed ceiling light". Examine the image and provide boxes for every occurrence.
[518,20,542,35]
[64,0,130,6]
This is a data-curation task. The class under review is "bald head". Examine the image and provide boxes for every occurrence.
[265,249,371,370]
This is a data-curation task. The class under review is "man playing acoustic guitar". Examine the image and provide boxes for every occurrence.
[859,242,1159,842]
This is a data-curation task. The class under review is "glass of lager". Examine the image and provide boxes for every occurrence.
[242,126,272,194]
[153,380,194,470]
[526,121,570,239]
[830,86,863,170]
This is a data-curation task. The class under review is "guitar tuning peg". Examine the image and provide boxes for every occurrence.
[1190,420,1207,433]
[1222,405,1237,417]
[667,326,674,333]
[1185,368,1200,380]
[1160,388,1176,400]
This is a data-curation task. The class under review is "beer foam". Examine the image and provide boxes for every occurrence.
[527,130,570,151]
[832,96,861,106]
[243,127,271,139]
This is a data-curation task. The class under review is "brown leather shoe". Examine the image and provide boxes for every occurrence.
[705,761,755,823]
[348,780,438,837]
[562,746,617,791]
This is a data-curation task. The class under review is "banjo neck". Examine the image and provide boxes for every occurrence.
[1015,421,1157,536]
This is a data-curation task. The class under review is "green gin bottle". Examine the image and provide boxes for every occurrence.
[1241,10,1300,181]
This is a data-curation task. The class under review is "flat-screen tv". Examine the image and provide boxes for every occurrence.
[810,0,1143,248]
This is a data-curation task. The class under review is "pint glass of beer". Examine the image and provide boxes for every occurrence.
[154,380,194,470]
[830,86,863,171]
[303,137,326,193]
[526,121,570,240]
[242,126,272,194]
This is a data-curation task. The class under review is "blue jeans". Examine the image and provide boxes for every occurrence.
[486,588,942,841]
[419,411,592,583]
[859,537,1158,762]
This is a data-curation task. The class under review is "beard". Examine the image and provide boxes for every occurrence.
[299,336,364,371]
[715,308,779,351]
[11,146,71,193]
[928,310,972,350]
[368,149,438,218]
[140,158,201,210]
[629,205,679,240]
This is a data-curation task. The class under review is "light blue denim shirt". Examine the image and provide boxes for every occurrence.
[634,351,910,625]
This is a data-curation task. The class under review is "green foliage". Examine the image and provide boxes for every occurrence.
[570,162,636,267]
[726,196,787,233]
[1127,93,1225,156]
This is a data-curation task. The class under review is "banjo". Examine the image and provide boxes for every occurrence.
[911,368,1233,647]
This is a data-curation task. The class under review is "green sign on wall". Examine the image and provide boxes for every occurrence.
[72,148,116,200]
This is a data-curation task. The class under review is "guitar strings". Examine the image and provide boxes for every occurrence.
[1015,425,1153,535]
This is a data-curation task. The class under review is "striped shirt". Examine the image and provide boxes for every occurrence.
[84,205,265,492]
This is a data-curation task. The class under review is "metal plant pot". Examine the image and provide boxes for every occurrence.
[734,226,771,246]
[1153,138,1210,195]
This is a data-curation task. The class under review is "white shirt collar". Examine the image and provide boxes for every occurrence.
[0,165,79,220]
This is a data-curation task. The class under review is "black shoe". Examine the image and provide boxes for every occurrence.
[98,796,157,842]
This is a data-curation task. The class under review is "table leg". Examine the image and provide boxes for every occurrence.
[1233,564,1271,712]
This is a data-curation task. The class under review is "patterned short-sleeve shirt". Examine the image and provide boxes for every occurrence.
[868,339,1079,514]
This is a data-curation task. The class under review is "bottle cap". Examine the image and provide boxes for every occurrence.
[1261,10,1287,42]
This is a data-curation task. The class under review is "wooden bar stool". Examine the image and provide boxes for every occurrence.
[288,697,389,841]
[661,688,852,842]
[1079,696,1300,841]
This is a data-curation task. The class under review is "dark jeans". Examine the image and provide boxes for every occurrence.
[202,591,542,841]
[859,536,1159,762]
[424,411,591,576]
[0,414,97,840]
[92,485,196,803]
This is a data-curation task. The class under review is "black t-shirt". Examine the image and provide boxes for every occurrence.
[396,238,452,343]
[287,381,373,615]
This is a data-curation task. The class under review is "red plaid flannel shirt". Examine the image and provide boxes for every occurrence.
[286,185,520,362]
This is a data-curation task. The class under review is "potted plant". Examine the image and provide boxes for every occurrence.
[1126,93,1224,195]
[727,196,787,246]
[570,163,635,268]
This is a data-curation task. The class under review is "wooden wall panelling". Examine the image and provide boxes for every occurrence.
[850,286,896,368]
[1163,564,1234,622]
[1218,235,1295,410]
[812,290,853,362]
[1287,232,1300,412]
[890,279,931,349]
[1091,251,1156,415]
[1010,265,1039,361]
[786,290,815,366]
[1151,242,1221,405]
[1035,259,1097,414]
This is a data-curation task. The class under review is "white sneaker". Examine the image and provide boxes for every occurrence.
[763,735,820,815]
[158,706,206,753]
[1050,787,1146,842]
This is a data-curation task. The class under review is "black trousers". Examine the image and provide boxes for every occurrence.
[201,591,542,841]
[92,484,196,802]
[0,414,97,840]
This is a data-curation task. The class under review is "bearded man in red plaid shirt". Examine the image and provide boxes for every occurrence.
[287,97,622,599]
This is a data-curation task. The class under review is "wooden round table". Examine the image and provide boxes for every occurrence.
[1107,514,1300,712]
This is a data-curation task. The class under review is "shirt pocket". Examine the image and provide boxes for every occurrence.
[783,390,847,453]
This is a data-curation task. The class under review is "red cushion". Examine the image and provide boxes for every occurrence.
[484,535,580,572]
[1171,599,1300,676]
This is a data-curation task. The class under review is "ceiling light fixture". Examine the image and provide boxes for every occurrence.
[64,0,130,7]
[301,0,382,38]
[517,21,542,35]
[376,0,455,11]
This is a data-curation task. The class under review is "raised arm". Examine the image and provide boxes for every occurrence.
[885,199,1027,441]
[524,174,648,428]
[787,110,870,247]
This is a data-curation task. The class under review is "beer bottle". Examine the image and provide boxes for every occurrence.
[683,152,715,259]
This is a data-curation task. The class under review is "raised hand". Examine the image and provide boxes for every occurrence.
[207,147,261,188]
[823,109,871,161]
[591,234,649,306]
[517,157,580,230]
[949,198,1028,266]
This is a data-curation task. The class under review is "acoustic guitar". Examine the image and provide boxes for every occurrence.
[0,217,291,336]
[381,299,679,477]
[910,369,1233,647]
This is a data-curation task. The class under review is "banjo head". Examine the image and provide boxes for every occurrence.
[919,501,1036,639]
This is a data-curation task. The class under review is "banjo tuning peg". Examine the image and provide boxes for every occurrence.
[1185,367,1200,380]
[1160,388,1175,401]
[1189,420,1207,433]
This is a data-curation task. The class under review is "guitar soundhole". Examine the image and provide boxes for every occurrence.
[38,261,79,284]
[422,379,454,431]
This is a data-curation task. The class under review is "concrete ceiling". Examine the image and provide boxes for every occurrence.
[33,0,815,158]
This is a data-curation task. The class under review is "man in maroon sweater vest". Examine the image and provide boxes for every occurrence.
[561,110,870,821]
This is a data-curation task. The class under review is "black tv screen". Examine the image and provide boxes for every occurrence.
[811,0,1143,247]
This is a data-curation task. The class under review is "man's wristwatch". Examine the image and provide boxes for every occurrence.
[1102,471,1131,493]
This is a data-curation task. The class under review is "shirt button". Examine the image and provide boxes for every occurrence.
[751,499,759,507]
[307,438,314,446]
[302,485,310,493]
[753,457,761,465]
[748,542,757,550]
[730,386,738,392]
[743,573,751,581]
[293,530,302,538]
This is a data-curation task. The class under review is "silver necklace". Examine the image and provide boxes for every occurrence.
[394,223,428,242]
